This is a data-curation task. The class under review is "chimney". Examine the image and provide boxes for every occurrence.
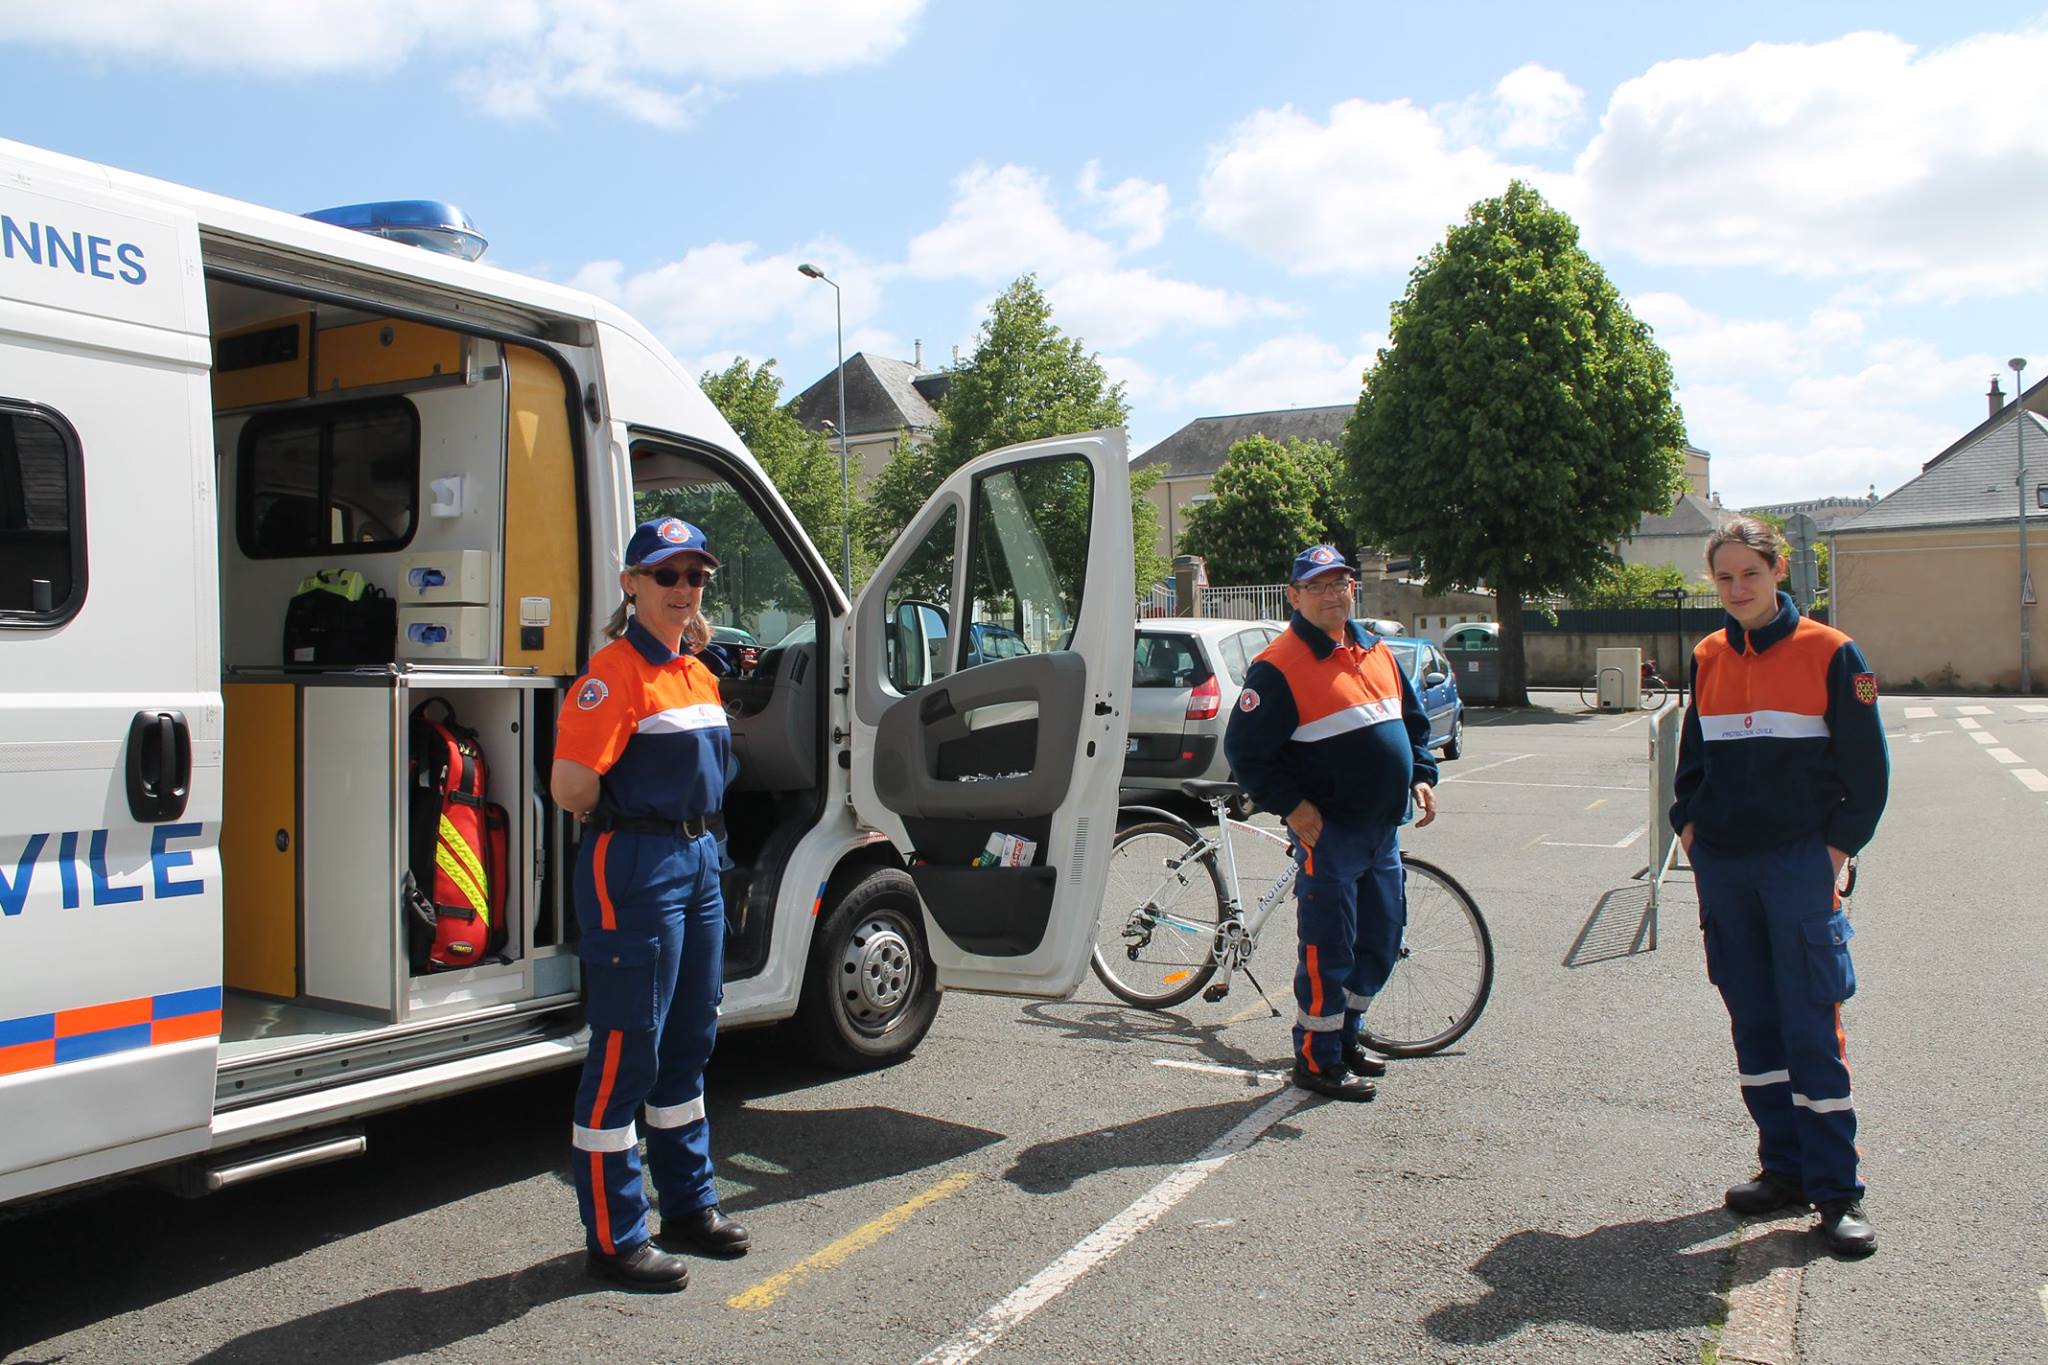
[913,338,923,370]
[1989,375,2006,419]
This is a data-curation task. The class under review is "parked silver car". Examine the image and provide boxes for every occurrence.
[1121,618,1287,805]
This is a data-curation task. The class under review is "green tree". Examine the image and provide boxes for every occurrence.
[866,276,1166,603]
[1293,437,1362,566]
[1179,435,1326,584]
[1573,560,1695,609]
[1342,180,1688,704]
[637,357,855,630]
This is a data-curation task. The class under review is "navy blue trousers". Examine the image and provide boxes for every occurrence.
[1291,821,1405,1074]
[1693,833,1862,1204]
[570,829,725,1257]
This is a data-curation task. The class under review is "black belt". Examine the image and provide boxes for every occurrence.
[587,812,711,838]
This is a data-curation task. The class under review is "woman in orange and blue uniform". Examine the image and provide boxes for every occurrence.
[550,517,749,1290]
[1672,516,1888,1257]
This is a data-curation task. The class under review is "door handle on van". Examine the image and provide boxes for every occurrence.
[126,710,192,823]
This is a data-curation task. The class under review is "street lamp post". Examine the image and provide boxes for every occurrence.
[799,263,852,592]
[2013,357,2032,693]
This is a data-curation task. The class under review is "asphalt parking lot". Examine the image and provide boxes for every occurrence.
[4,693,2045,1364]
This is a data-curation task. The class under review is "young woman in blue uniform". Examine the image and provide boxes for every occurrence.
[1672,517,1888,1257]
[550,517,749,1290]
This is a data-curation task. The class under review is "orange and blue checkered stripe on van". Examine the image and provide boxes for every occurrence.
[0,986,222,1076]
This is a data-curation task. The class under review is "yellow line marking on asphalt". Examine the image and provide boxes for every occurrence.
[1585,797,1608,811]
[1225,1001,1271,1025]
[728,1171,979,1310]
[1523,831,1549,849]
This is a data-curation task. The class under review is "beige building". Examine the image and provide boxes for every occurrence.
[1833,389,2046,692]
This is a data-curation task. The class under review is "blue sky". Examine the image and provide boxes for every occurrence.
[4,2,2042,508]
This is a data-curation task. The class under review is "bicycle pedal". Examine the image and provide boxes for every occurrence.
[1201,983,1231,1003]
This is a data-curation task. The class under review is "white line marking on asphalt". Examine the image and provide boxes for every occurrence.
[2012,769,2048,792]
[916,1086,1310,1365]
[1440,752,1535,781]
[1957,717,1982,730]
[1988,748,2025,764]
[1607,712,1653,732]
[1544,822,1647,849]
[1456,779,1646,792]
[1903,706,1936,719]
[2021,703,2048,714]
[2037,1281,2047,1327]
[1957,705,1993,715]
[1153,1058,1290,1084]
[1969,731,1998,745]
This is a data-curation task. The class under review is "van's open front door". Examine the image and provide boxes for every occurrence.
[849,431,1132,996]
[0,157,223,1201]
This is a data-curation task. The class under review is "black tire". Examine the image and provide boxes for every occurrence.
[1640,680,1668,710]
[1360,856,1493,1057]
[1442,710,1464,761]
[1090,820,1227,1009]
[792,866,940,1071]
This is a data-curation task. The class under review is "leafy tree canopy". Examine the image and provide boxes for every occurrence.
[1572,560,1712,609]
[1342,179,1688,703]
[1179,435,1328,585]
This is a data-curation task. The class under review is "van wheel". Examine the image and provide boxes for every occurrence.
[793,866,940,1071]
[1443,712,1464,761]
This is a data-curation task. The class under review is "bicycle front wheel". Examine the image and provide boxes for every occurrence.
[1640,679,1668,710]
[1360,856,1493,1057]
[1091,820,1227,1009]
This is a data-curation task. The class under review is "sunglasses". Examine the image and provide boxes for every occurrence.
[639,565,713,588]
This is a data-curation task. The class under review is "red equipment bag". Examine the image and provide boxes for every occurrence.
[404,698,511,971]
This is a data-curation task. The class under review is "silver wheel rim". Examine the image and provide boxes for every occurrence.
[839,910,918,1036]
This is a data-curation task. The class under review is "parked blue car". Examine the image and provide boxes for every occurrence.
[1373,632,1464,761]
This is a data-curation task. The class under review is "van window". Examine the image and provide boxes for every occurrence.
[0,401,84,624]
[238,397,419,558]
[961,456,1092,666]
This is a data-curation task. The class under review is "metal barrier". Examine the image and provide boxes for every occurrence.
[1641,698,1687,948]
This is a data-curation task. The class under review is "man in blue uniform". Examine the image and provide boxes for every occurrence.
[1224,546,1439,1101]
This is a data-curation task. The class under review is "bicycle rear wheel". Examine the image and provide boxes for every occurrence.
[1091,819,1227,1009]
[1360,856,1492,1057]
[1640,679,1668,709]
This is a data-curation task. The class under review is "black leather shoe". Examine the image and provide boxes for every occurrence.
[1725,1170,1807,1216]
[1815,1198,1876,1256]
[1343,1039,1389,1078]
[1291,1062,1376,1102]
[587,1240,690,1290]
[661,1204,751,1257]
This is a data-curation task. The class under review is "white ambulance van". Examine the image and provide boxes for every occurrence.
[0,138,1132,1206]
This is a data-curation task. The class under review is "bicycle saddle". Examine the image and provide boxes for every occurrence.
[1181,779,1242,802]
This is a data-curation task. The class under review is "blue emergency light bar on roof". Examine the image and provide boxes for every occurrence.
[302,200,488,262]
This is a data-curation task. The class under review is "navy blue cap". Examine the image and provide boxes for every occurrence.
[1289,544,1353,583]
[625,517,720,569]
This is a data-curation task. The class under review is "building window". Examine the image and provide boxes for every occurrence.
[0,399,86,626]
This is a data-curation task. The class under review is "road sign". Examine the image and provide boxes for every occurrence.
[1784,512,1819,552]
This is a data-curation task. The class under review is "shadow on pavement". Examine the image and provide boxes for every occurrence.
[1016,999,1281,1073]
[1564,884,1659,967]
[1003,1095,1306,1194]
[1424,1206,1825,1346]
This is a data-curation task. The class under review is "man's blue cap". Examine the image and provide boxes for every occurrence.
[625,517,721,569]
[1290,544,1353,583]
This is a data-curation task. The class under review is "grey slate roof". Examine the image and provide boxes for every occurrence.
[1741,495,1879,530]
[1131,404,1353,479]
[1836,407,2048,534]
[792,353,952,439]
[1632,492,1735,538]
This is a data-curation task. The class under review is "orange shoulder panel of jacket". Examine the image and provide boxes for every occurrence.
[1276,637,1406,726]
[1693,622,1834,718]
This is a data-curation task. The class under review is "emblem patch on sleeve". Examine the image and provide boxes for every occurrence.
[1852,672,1878,705]
[1238,688,1259,713]
[576,678,609,710]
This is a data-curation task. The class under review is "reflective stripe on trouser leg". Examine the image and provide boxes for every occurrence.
[1293,823,1362,1074]
[1340,825,1403,1041]
[572,1026,654,1257]
[648,834,728,1219]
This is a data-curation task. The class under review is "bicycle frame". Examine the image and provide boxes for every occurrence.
[1117,802,1297,1000]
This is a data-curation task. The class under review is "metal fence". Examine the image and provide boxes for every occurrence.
[1143,580,1377,625]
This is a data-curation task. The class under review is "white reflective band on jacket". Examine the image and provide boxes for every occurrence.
[1697,710,1830,743]
[644,1095,706,1128]
[637,704,730,735]
[572,1120,639,1153]
[1296,1008,1343,1032]
[1292,697,1401,743]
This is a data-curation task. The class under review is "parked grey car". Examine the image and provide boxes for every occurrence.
[1121,618,1286,805]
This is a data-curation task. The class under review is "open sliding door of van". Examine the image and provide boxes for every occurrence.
[0,158,224,1201]
[849,431,1133,997]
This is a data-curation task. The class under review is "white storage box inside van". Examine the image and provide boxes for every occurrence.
[398,549,492,605]
[398,605,493,662]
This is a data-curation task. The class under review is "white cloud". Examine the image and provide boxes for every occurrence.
[1158,333,1380,417]
[568,239,881,355]
[1078,162,1171,252]
[1576,29,2048,298]
[1045,270,1295,350]
[0,0,927,126]
[903,164,1117,281]
[1493,63,1585,150]
[1198,98,1551,274]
